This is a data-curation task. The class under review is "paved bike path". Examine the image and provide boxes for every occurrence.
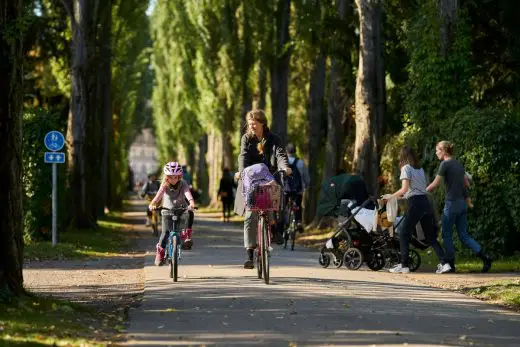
[124,214,520,347]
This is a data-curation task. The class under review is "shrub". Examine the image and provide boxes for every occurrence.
[23,108,67,241]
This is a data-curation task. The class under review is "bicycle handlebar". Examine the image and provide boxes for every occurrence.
[152,206,198,212]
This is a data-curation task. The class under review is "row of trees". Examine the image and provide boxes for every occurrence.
[1,0,151,297]
[151,0,520,254]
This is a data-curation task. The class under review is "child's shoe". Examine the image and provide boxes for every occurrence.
[182,228,193,250]
[154,244,165,266]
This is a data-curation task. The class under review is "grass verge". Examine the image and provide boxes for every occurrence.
[461,280,520,311]
[0,295,123,346]
[24,214,133,261]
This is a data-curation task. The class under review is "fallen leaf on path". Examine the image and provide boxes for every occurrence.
[166,308,177,312]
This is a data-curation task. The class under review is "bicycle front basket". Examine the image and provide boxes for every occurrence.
[249,183,282,211]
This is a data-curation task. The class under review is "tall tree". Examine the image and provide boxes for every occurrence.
[323,0,355,180]
[270,0,291,144]
[0,0,25,297]
[353,0,385,194]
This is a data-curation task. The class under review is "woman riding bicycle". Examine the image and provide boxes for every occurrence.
[234,109,292,269]
[149,162,196,266]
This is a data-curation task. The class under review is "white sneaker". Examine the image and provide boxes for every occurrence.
[435,263,452,274]
[389,264,410,273]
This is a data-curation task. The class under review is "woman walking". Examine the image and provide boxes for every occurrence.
[426,141,492,273]
[234,109,291,269]
[388,146,450,274]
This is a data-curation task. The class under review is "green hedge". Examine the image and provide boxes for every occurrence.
[381,107,520,256]
[439,107,520,255]
[23,108,67,241]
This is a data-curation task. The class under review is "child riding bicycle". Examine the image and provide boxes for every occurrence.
[149,162,196,266]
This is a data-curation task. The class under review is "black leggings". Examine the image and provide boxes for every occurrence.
[400,195,445,267]
[158,211,194,248]
[222,198,233,219]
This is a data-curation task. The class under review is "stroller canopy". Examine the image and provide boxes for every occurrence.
[316,174,372,217]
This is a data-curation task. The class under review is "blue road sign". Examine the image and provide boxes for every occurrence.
[44,152,65,164]
[44,131,65,151]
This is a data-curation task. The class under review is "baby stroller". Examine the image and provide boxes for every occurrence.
[316,174,426,271]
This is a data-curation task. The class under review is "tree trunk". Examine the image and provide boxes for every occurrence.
[257,59,267,110]
[197,135,210,205]
[269,0,291,144]
[65,0,96,228]
[98,0,112,215]
[323,0,349,181]
[207,130,223,207]
[353,0,385,196]
[439,0,458,57]
[0,0,25,297]
[304,54,327,224]
[240,0,253,134]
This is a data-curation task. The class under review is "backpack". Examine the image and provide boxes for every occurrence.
[286,158,303,193]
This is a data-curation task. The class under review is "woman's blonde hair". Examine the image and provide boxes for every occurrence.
[245,109,270,154]
[437,140,454,155]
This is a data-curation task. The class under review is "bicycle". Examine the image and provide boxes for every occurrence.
[145,193,160,236]
[283,194,299,251]
[249,176,283,285]
[155,204,196,282]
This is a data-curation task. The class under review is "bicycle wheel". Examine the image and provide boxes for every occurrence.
[284,209,292,249]
[256,221,262,279]
[171,237,178,282]
[261,217,270,284]
[290,218,296,251]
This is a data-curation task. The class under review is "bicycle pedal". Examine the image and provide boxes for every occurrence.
[268,246,274,252]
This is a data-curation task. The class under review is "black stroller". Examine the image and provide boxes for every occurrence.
[316,174,426,271]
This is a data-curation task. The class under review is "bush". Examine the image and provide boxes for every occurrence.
[23,108,67,241]
[440,107,520,255]
[382,107,520,256]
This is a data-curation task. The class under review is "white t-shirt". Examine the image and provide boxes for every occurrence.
[400,164,427,199]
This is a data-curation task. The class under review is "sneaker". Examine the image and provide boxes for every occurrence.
[244,259,254,269]
[481,255,492,273]
[436,263,452,274]
[389,264,410,273]
[154,244,165,266]
[145,217,151,226]
[296,222,304,233]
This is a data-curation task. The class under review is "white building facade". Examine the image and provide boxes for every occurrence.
[128,128,159,184]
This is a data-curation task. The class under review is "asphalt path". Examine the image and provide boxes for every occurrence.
[124,213,520,347]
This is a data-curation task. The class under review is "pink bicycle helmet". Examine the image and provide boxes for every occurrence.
[163,162,183,176]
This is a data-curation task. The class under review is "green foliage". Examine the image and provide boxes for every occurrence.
[22,108,66,242]
[405,1,471,130]
[440,107,520,255]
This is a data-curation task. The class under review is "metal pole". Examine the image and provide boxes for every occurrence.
[52,163,57,246]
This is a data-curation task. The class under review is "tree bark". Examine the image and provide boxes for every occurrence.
[439,0,458,57]
[269,0,291,144]
[98,0,112,216]
[0,0,25,297]
[323,0,349,181]
[197,135,210,205]
[353,0,385,196]
[304,54,327,224]
[65,0,99,227]
[240,0,253,134]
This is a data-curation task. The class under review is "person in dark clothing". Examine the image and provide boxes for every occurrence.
[234,109,291,269]
[427,140,492,273]
[218,167,236,222]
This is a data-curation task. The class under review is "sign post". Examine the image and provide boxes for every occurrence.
[44,131,65,246]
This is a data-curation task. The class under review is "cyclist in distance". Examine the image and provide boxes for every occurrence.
[234,109,292,269]
[285,143,310,231]
[149,162,196,266]
[141,172,161,226]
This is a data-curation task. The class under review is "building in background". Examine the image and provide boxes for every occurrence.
[129,128,159,185]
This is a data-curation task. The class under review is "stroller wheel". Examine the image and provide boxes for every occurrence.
[343,247,364,270]
[367,250,385,271]
[318,247,331,268]
[332,252,344,268]
[408,249,421,272]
